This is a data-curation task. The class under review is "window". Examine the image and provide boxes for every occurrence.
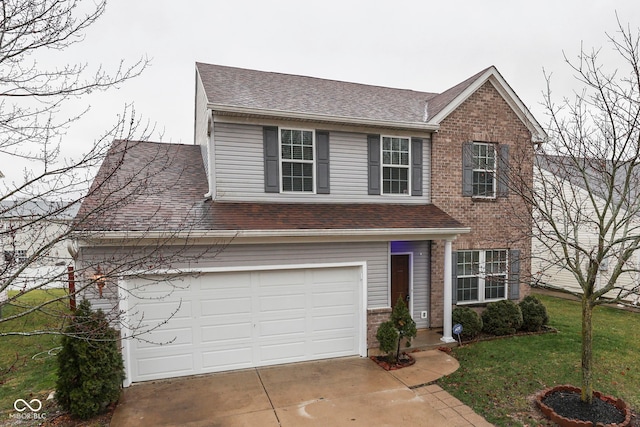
[382,136,410,194]
[280,129,314,192]
[456,249,507,303]
[472,142,496,197]
[3,249,27,264]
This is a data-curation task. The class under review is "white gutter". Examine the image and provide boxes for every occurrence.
[74,227,471,245]
[208,103,441,132]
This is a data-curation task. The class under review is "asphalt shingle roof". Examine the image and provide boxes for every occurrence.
[75,141,465,233]
[196,62,491,126]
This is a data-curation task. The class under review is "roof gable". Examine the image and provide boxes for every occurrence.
[428,66,546,142]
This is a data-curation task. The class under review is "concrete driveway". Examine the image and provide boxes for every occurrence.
[110,350,492,427]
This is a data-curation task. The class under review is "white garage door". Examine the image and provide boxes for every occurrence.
[124,265,363,382]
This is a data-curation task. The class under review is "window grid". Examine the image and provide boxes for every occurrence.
[280,129,314,192]
[382,136,410,194]
[472,142,496,197]
[457,249,507,303]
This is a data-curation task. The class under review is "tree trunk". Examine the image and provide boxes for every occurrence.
[581,297,594,404]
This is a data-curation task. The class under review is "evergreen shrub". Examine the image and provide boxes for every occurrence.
[481,299,523,336]
[452,306,483,340]
[56,300,124,419]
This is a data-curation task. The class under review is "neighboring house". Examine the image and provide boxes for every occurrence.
[533,155,640,304]
[73,63,545,385]
[1,199,78,290]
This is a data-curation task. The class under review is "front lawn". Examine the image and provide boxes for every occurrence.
[0,289,71,419]
[438,292,640,426]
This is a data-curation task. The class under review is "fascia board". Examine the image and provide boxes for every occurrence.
[208,103,440,132]
[74,227,471,246]
[429,67,547,143]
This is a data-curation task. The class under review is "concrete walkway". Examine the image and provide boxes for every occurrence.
[111,350,493,427]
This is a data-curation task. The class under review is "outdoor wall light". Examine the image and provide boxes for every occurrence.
[92,265,106,298]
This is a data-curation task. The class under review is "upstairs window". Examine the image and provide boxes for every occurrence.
[472,142,496,197]
[462,141,509,198]
[382,136,410,194]
[280,129,314,192]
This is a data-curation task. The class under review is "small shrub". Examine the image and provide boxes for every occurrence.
[481,299,523,336]
[376,321,398,357]
[375,298,417,362]
[56,300,124,419]
[519,295,549,332]
[452,307,483,340]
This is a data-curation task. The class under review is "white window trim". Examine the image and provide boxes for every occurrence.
[457,249,508,304]
[380,135,411,196]
[472,142,497,199]
[278,127,316,194]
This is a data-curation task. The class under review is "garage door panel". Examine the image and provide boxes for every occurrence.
[130,300,192,322]
[135,327,194,349]
[312,290,356,308]
[259,342,306,363]
[201,323,252,343]
[199,271,252,290]
[310,336,358,356]
[201,348,253,371]
[200,297,251,316]
[127,266,362,382]
[259,317,306,337]
[258,293,305,312]
[136,353,194,378]
[312,314,356,332]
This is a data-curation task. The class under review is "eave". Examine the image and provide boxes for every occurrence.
[208,103,440,132]
[73,226,471,247]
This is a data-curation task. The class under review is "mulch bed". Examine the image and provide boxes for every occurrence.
[370,352,415,370]
[536,385,632,426]
[543,391,626,425]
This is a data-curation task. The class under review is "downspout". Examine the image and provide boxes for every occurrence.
[204,111,215,199]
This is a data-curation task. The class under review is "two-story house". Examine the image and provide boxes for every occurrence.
[1,199,78,291]
[73,63,544,385]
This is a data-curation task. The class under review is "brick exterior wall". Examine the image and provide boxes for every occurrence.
[429,81,534,327]
[367,307,392,352]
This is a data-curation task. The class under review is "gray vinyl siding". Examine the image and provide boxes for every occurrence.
[78,241,390,310]
[213,122,431,203]
[391,241,431,328]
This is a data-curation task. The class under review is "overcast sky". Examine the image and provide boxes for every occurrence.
[3,0,640,184]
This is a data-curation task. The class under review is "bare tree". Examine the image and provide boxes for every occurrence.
[511,18,640,404]
[0,1,217,343]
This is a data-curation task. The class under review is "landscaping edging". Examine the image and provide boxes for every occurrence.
[370,353,416,371]
[536,385,631,427]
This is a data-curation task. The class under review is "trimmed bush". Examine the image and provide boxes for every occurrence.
[452,306,483,340]
[376,298,417,362]
[481,299,523,336]
[376,320,399,356]
[56,300,124,419]
[519,295,549,332]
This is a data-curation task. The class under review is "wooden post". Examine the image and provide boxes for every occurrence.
[68,265,76,311]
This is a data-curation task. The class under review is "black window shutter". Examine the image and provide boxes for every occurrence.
[451,251,458,305]
[411,138,423,196]
[497,144,510,197]
[316,131,330,194]
[462,142,474,197]
[263,126,279,193]
[368,135,381,195]
[508,249,521,300]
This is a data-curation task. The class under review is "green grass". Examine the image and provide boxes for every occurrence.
[0,289,71,416]
[438,292,640,426]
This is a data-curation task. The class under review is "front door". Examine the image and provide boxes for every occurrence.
[391,254,410,308]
